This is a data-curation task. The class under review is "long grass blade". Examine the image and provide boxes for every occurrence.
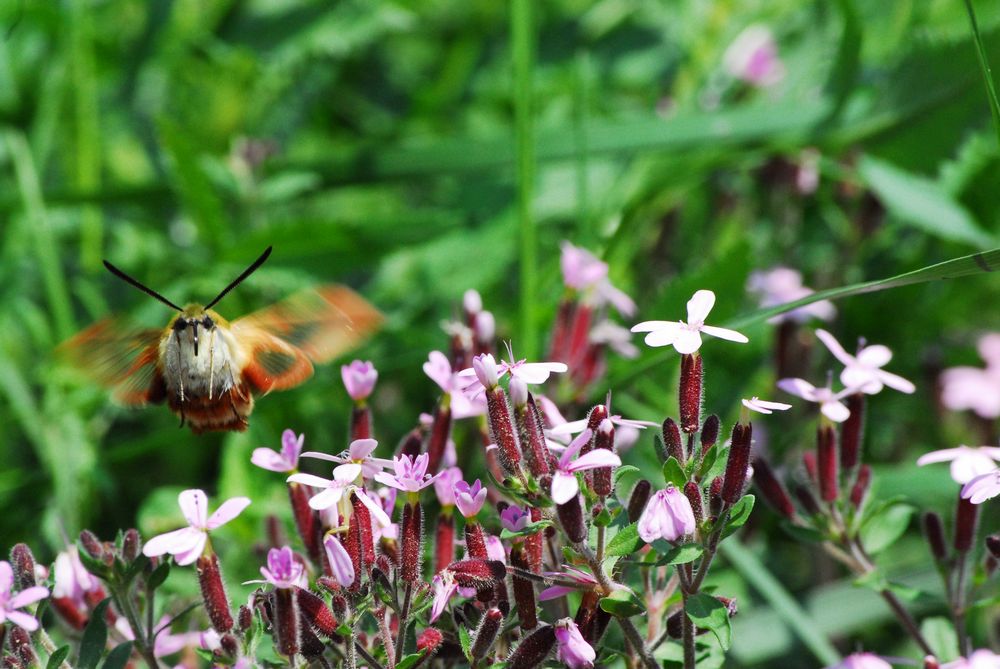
[512,0,537,357]
[963,0,1000,148]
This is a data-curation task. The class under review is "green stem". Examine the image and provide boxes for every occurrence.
[394,582,413,664]
[110,585,160,669]
[962,0,1000,148]
[681,590,696,669]
[70,0,103,270]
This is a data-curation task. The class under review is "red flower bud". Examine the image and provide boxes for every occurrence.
[627,479,652,523]
[567,305,593,367]
[684,481,705,527]
[435,512,455,575]
[850,464,872,510]
[297,588,339,638]
[401,501,424,583]
[661,418,683,463]
[485,386,523,477]
[510,547,537,630]
[471,608,504,660]
[238,605,253,632]
[515,394,552,478]
[288,482,321,563]
[197,553,234,633]
[8,627,35,668]
[350,404,372,442]
[840,393,865,470]
[924,656,940,669]
[415,627,444,667]
[817,424,838,503]
[556,495,587,544]
[722,422,753,504]
[679,353,703,433]
[121,529,141,563]
[802,451,818,483]
[446,559,507,589]
[752,458,795,519]
[793,484,822,516]
[525,506,544,573]
[426,402,452,475]
[51,597,88,630]
[954,493,980,553]
[549,300,575,362]
[701,415,720,455]
[464,521,488,559]
[273,587,300,657]
[79,529,104,562]
[398,428,424,460]
[10,544,36,589]
[987,534,1000,558]
[507,624,556,669]
[592,419,616,497]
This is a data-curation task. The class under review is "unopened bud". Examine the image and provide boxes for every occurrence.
[722,422,752,505]
[954,493,980,553]
[510,547,537,630]
[350,404,372,442]
[273,587,300,657]
[592,419,616,497]
[507,624,557,669]
[525,506,544,573]
[8,627,35,668]
[401,501,424,583]
[679,353,703,433]
[802,451,818,483]
[752,457,795,519]
[817,424,838,502]
[435,513,455,575]
[661,418,683,463]
[121,529,141,563]
[288,482,321,562]
[700,415,720,455]
[627,480,652,523]
[923,512,948,561]
[464,289,483,316]
[850,464,872,510]
[556,495,587,544]
[426,402,453,475]
[10,545,36,589]
[793,484,822,516]
[515,393,551,478]
[510,377,528,408]
[79,529,104,562]
[297,588,339,638]
[987,534,1000,558]
[465,520,488,559]
[446,559,507,589]
[471,607,504,660]
[398,428,424,460]
[197,554,234,633]
[485,386,523,477]
[708,477,724,516]
[238,605,253,632]
[220,633,240,659]
[416,627,444,666]
[684,481,705,527]
[841,393,865,470]
[299,623,326,658]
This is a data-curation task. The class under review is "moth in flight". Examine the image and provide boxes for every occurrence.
[61,247,381,433]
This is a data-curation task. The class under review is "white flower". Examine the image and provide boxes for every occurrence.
[776,378,852,422]
[916,445,1000,485]
[631,290,748,354]
[815,329,915,395]
[741,397,792,414]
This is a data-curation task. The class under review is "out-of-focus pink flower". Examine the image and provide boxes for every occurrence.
[637,487,696,543]
[500,506,530,533]
[341,360,378,401]
[0,561,49,631]
[722,25,785,88]
[816,330,915,395]
[423,351,486,419]
[453,480,488,518]
[549,414,657,437]
[142,490,250,566]
[323,535,355,588]
[52,547,97,609]
[539,566,599,601]
[589,321,638,358]
[559,242,636,316]
[463,290,482,315]
[777,378,852,422]
[554,618,597,669]
[796,148,821,195]
[941,367,1000,418]
[475,311,496,344]
[429,571,459,623]
[301,438,392,480]
[551,429,621,505]
[942,649,1000,669]
[746,267,835,323]
[374,454,440,493]
[962,470,1000,505]
[742,397,792,415]
[247,546,307,589]
[434,467,463,507]
[251,429,304,473]
[827,653,892,669]
[917,446,1000,485]
[116,615,203,658]
[632,290,748,354]
[485,535,506,562]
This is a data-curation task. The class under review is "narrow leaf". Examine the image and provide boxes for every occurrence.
[101,642,133,669]
[685,593,732,651]
[46,646,70,669]
[78,598,111,669]
[963,0,1000,148]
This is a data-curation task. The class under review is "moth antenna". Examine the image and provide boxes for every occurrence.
[205,246,273,309]
[103,260,183,311]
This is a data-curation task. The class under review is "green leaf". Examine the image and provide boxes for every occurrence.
[921,617,960,662]
[147,560,170,590]
[662,457,686,488]
[685,593,732,651]
[599,589,645,618]
[122,554,150,585]
[613,465,642,505]
[780,522,825,544]
[458,624,471,661]
[101,642,133,669]
[500,519,552,540]
[721,495,755,539]
[860,502,915,554]
[46,646,70,669]
[396,653,425,669]
[605,523,643,557]
[592,505,614,528]
[78,598,111,669]
[653,543,704,566]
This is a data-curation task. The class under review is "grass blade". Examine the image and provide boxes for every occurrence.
[963,0,1000,148]
[512,0,537,357]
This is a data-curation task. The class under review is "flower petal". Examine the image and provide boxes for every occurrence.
[876,370,915,394]
[9,586,49,610]
[333,463,364,483]
[5,610,39,632]
[777,378,818,400]
[814,329,856,366]
[251,448,291,472]
[0,561,12,592]
[672,329,703,355]
[569,450,622,472]
[857,345,892,368]
[700,325,749,344]
[821,400,851,423]
[308,487,345,511]
[916,448,965,466]
[354,489,393,528]
[178,489,208,528]
[323,535,355,588]
[538,585,576,601]
[686,290,716,324]
[631,320,676,333]
[206,497,251,530]
[512,362,568,385]
[349,439,379,459]
[560,429,593,466]
[287,473,334,488]
[281,430,304,464]
[961,471,1000,504]
[299,451,343,463]
[551,471,580,505]
[173,533,208,566]
[143,527,204,558]
[548,419,589,436]
[423,351,453,391]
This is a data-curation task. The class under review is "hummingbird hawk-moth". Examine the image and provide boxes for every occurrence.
[60,247,382,434]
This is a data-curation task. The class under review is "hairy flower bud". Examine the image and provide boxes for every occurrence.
[701,415,720,455]
[722,422,753,505]
[401,501,424,583]
[661,418,683,463]
[79,529,105,562]
[351,404,372,442]
[10,545,35,590]
[923,656,940,669]
[525,506,544,573]
[841,393,865,470]
[415,627,444,666]
[435,512,455,575]
[515,393,552,478]
[121,529,141,563]
[446,559,507,589]
[556,495,587,544]
[471,608,504,660]
[273,587,300,657]
[679,353,703,433]
[752,457,795,519]
[850,464,872,510]
[426,402,453,475]
[485,386,524,477]
[510,547,537,630]
[817,424,838,503]
[238,604,253,632]
[793,484,821,516]
[627,479,652,523]
[8,627,35,668]
[954,493,980,553]
[684,481,705,527]
[465,520,488,559]
[592,419,616,497]
[507,624,557,669]
[197,554,234,633]
[297,588,339,638]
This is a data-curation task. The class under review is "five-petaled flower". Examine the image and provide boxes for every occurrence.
[251,429,304,473]
[551,429,621,505]
[424,351,486,419]
[777,378,852,423]
[341,360,378,402]
[301,438,392,481]
[453,480,488,518]
[0,561,49,631]
[637,486,696,543]
[374,453,440,493]
[631,290,748,354]
[554,617,597,669]
[246,546,307,589]
[916,445,1000,485]
[815,329,915,395]
[742,397,792,415]
[142,489,250,566]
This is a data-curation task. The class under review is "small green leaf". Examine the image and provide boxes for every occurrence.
[721,495,755,539]
[605,523,643,557]
[396,653,425,669]
[599,589,645,617]
[122,555,150,586]
[458,624,472,661]
[853,568,889,592]
[697,445,720,480]
[653,543,704,565]
[79,599,111,669]
[860,502,915,554]
[147,560,171,590]
[593,505,614,528]
[662,457,686,488]
[613,465,640,486]
[46,646,70,669]
[101,642,133,669]
[500,519,552,541]
[921,617,960,662]
[700,446,729,483]
[613,466,642,504]
[685,593,732,651]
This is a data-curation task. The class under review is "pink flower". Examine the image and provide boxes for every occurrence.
[453,480,487,518]
[589,321,638,358]
[742,397,792,415]
[433,467,463,507]
[460,351,568,395]
[746,267,835,323]
[827,653,892,669]
[116,615,203,658]
[0,561,49,632]
[423,351,486,419]
[288,464,363,510]
[632,290,748,354]
[371,487,398,541]
[463,290,482,315]
[962,470,1000,505]
[816,329,915,395]
[500,505,530,533]
[539,566,599,601]
[917,446,1000,485]
[551,429,621,505]
[777,378,852,422]
[250,546,306,589]
[323,535,355,588]
[485,535,506,562]
[301,438,392,480]
[142,489,250,566]
[341,360,378,401]
[554,618,597,669]
[637,487,696,543]
[942,650,1000,669]
[429,571,459,623]
[251,429,304,473]
[722,25,785,88]
[559,241,636,317]
[52,547,97,609]
[941,366,1000,418]
[374,454,440,493]
[549,414,657,438]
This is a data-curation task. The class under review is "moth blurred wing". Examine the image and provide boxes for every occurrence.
[236,328,315,394]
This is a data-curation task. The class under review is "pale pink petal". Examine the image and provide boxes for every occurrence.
[178,489,208,528]
[672,329,703,354]
[600,284,637,317]
[308,487,345,511]
[354,489,392,528]
[962,471,1000,504]
[876,370,915,394]
[423,351,453,391]
[841,368,882,393]
[857,345,892,367]
[548,419,588,436]
[686,290,716,324]
[5,610,39,632]
[539,585,576,601]
[821,400,851,423]
[287,473,333,488]
[551,471,581,505]
[0,562,12,592]
[299,451,342,463]
[323,536,355,587]
[560,429,593,466]
[512,362,568,385]
[568,450,622,472]
[815,329,856,366]
[143,527,204,558]
[951,453,999,485]
[9,586,49,609]
[251,448,290,472]
[643,326,683,348]
[281,430,304,464]
[630,320,676,333]
[777,378,818,400]
[700,325,749,344]
[205,497,251,530]
[332,463,363,483]
[916,448,966,466]
[982,447,1000,460]
[173,534,208,566]
[349,439,379,459]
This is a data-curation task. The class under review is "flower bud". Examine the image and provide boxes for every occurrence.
[471,608,504,660]
[802,451,818,484]
[473,354,500,390]
[79,529,105,562]
[415,627,444,666]
[273,587,299,657]
[661,418,683,463]
[485,385,524,478]
[288,482,321,563]
[840,393,865,470]
[722,422,753,505]
[197,554,234,633]
[556,495,587,544]
[10,545,36,589]
[515,393,552,478]
[350,405,373,442]
[446,559,507,589]
[700,414,720,455]
[684,481,705,527]
[954,493,980,553]
[238,604,253,632]
[708,477,724,516]
[549,301,574,362]
[435,512,455,575]
[426,402,453,475]
[986,534,1000,558]
[297,588,338,638]
[8,627,35,668]
[627,479,652,523]
[567,305,593,365]
[220,633,240,660]
[121,529,141,563]
[464,289,483,316]
[398,428,424,460]
[510,547,537,630]
[923,656,940,669]
[679,353,703,433]
[401,501,424,583]
[850,464,872,510]
[592,418,616,497]
[793,484,821,516]
[752,457,795,519]
[475,311,495,349]
[507,624,557,669]
[464,520,488,559]
[817,424,838,503]
[525,506,544,573]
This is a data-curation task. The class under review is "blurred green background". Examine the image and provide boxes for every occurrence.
[2,0,1000,665]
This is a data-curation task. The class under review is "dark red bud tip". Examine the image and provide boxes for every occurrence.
[220,633,240,659]
[8,626,36,668]
[471,608,505,659]
[684,481,705,526]
[586,404,610,430]
[288,482,321,562]
[986,534,1000,558]
[350,404,372,442]
[426,403,453,474]
[507,624,557,669]
[79,529,104,561]
[465,521,488,559]
[273,587,300,657]
[627,480,653,523]
[722,422,753,504]
[446,559,507,588]
[415,627,444,667]
[752,457,795,519]
[197,554,234,633]
[954,493,980,553]
[238,605,253,632]
[10,544,36,589]
[297,588,339,638]
[850,464,872,509]
[817,424,839,503]
[516,394,552,478]
[700,415,720,454]
[840,393,865,470]
[661,418,683,463]
[592,419,615,497]
[924,656,941,669]
[121,529,141,563]
[679,353,703,433]
[556,495,587,544]
[398,428,424,460]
